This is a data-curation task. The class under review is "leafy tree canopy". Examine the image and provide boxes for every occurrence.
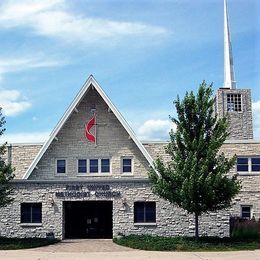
[0,108,14,207]
[149,81,241,238]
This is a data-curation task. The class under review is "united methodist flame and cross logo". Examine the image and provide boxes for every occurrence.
[85,113,96,143]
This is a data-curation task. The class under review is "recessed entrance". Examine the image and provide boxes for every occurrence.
[64,201,113,239]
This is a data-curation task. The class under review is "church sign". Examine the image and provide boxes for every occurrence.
[55,184,121,198]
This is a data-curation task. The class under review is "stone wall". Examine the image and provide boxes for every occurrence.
[0,181,230,239]
[144,141,260,220]
[29,88,150,180]
[6,144,43,179]
[3,140,260,236]
[220,141,260,220]
[143,142,170,163]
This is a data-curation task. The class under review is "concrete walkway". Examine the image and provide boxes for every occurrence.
[32,239,134,252]
[1,239,260,260]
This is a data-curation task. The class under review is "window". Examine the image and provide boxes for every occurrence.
[122,158,132,173]
[252,158,260,172]
[21,203,42,223]
[134,202,156,223]
[237,157,260,173]
[78,159,87,173]
[90,159,98,173]
[101,159,110,173]
[227,94,242,112]
[237,158,248,172]
[77,159,111,174]
[241,205,251,220]
[57,159,66,174]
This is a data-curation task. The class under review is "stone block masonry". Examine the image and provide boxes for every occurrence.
[29,88,150,180]
[0,181,229,239]
[5,144,42,179]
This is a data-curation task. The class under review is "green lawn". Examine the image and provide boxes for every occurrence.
[0,237,59,250]
[113,235,260,251]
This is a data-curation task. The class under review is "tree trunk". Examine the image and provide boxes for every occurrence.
[195,213,199,240]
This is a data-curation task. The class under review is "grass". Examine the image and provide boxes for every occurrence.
[113,234,260,251]
[0,237,59,250]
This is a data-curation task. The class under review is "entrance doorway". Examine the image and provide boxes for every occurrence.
[64,201,113,239]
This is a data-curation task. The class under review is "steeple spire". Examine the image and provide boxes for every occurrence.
[223,0,236,89]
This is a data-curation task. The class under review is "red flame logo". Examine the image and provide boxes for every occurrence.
[85,114,96,143]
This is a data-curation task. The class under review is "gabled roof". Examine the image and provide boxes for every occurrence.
[23,75,155,179]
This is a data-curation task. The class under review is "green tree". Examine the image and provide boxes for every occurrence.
[149,81,241,239]
[0,108,14,207]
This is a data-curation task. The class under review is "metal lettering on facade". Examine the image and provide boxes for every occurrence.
[55,185,121,198]
[87,185,110,191]
[95,191,121,198]
[55,191,90,198]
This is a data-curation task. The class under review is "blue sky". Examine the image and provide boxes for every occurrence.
[0,0,259,142]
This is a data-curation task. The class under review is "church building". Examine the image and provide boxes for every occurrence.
[0,0,258,239]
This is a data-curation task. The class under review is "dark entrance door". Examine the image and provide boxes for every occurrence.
[64,201,113,239]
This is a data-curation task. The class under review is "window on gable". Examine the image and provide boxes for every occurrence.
[101,159,110,173]
[237,158,248,172]
[122,158,132,173]
[57,159,66,174]
[241,205,251,220]
[21,203,42,223]
[90,159,98,173]
[78,159,87,173]
[134,202,156,223]
[227,94,242,112]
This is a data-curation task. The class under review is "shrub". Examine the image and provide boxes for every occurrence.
[231,218,260,239]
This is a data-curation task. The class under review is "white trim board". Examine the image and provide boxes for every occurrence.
[23,75,156,179]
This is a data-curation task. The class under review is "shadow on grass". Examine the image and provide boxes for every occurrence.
[0,237,60,250]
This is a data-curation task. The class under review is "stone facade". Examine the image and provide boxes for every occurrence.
[143,142,171,162]
[29,88,150,180]
[5,144,42,179]
[1,139,259,239]
[0,77,258,240]
[145,140,260,220]
[215,88,253,140]
[0,180,229,239]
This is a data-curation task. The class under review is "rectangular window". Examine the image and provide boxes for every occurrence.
[251,158,260,172]
[241,205,251,220]
[57,159,66,174]
[21,203,42,223]
[78,159,87,173]
[90,159,98,173]
[237,158,249,172]
[101,159,110,173]
[227,94,242,112]
[122,158,132,173]
[134,202,156,223]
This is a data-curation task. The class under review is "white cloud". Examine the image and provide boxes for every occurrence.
[137,119,176,141]
[135,103,260,141]
[0,0,168,45]
[0,56,64,76]
[1,131,50,143]
[0,90,31,116]
[252,101,260,140]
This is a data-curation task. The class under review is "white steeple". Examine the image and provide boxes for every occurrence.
[223,0,236,89]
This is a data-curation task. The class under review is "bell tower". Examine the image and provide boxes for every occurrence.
[215,0,253,140]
